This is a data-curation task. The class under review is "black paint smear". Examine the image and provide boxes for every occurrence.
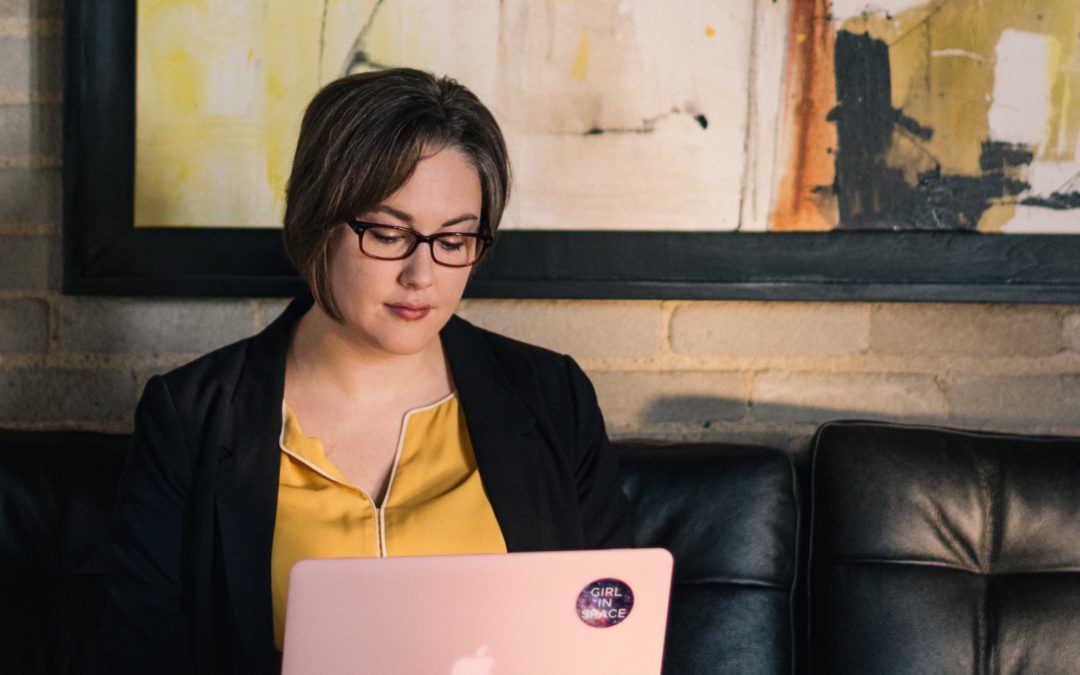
[980,143,1035,172]
[893,109,932,141]
[1022,192,1080,210]
[830,30,1041,230]
[581,110,709,136]
[583,126,652,136]
[831,31,904,228]
[1021,170,1080,210]
[912,163,1029,229]
[340,0,391,75]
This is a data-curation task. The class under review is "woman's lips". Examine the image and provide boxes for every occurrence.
[387,303,431,321]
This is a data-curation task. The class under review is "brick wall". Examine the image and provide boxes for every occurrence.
[457,301,1080,450]
[3,3,1079,451]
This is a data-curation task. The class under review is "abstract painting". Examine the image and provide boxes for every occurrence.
[64,0,1080,298]
[135,0,755,231]
[773,0,1080,233]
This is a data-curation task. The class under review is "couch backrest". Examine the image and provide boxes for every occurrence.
[0,430,801,675]
[0,428,128,675]
[617,442,800,675]
[21,421,1078,675]
[808,421,1080,675]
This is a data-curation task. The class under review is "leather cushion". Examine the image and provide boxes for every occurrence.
[808,421,1080,675]
[0,429,128,675]
[618,442,799,675]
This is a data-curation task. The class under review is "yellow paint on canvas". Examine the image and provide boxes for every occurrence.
[571,30,590,80]
[135,0,380,228]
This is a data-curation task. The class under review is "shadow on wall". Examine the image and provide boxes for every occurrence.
[642,395,942,427]
[621,394,1070,459]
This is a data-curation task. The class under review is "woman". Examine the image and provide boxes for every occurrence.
[90,68,632,674]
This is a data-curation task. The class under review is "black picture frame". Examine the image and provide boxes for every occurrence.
[63,1,1080,302]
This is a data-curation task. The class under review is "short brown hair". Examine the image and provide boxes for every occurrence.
[283,68,511,320]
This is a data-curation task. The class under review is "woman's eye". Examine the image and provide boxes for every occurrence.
[437,235,467,252]
[370,229,405,244]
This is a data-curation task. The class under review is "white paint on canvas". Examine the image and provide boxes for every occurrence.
[1005,151,1080,234]
[739,0,790,232]
[988,29,1056,147]
[353,0,757,231]
[488,0,756,230]
[1000,205,1080,233]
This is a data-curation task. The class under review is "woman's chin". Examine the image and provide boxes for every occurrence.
[354,327,441,358]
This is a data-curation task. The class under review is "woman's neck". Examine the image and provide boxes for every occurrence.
[286,305,451,403]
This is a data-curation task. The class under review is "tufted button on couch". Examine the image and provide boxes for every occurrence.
[2,422,1079,674]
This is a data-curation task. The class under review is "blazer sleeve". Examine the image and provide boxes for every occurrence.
[564,356,634,549]
[87,376,195,675]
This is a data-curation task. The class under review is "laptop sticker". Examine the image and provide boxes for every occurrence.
[576,578,634,628]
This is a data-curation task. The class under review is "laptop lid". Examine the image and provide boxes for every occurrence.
[282,548,673,675]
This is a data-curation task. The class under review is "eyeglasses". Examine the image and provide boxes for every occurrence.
[346,219,492,267]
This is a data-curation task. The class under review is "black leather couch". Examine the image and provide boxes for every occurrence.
[3,422,1079,674]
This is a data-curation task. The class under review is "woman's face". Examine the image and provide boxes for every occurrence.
[326,146,482,358]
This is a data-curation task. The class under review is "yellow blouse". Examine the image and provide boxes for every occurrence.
[270,393,507,649]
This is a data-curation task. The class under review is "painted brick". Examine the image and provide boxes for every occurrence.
[0,0,62,16]
[1066,314,1080,353]
[0,168,61,223]
[0,104,60,156]
[254,298,291,331]
[58,298,257,355]
[456,300,663,359]
[0,36,61,92]
[949,375,1080,427]
[588,370,745,429]
[751,371,946,425]
[0,367,136,423]
[0,297,47,352]
[670,302,868,357]
[870,304,1061,357]
[0,234,51,288]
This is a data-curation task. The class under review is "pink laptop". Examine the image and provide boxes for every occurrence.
[282,548,673,674]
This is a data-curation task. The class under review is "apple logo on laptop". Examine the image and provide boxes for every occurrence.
[451,645,496,675]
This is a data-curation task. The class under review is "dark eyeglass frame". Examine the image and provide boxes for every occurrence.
[346,219,493,268]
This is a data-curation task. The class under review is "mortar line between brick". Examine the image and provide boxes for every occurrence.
[0,17,63,38]
[0,154,63,169]
[0,91,63,105]
[0,224,61,235]
[939,368,955,422]
[657,300,679,359]
[1054,309,1067,353]
[0,289,56,300]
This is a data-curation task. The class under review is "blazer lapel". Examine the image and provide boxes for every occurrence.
[215,294,312,668]
[442,316,581,551]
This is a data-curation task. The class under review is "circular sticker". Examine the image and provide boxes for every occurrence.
[576,578,634,628]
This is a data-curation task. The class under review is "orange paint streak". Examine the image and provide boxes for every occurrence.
[770,0,838,231]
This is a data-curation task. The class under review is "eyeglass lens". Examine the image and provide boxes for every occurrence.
[360,226,483,266]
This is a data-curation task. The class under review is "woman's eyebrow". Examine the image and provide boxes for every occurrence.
[371,204,479,228]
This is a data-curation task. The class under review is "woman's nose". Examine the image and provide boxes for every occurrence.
[398,242,436,288]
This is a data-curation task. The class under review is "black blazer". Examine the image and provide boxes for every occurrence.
[90,294,632,675]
